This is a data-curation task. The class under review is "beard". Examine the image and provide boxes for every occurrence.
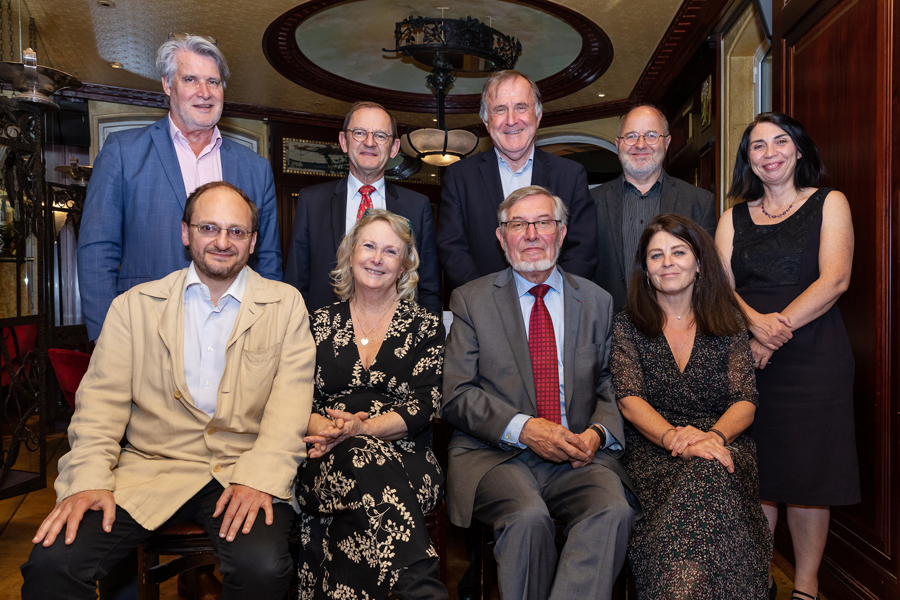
[620,151,664,179]
[190,242,246,282]
[504,245,561,274]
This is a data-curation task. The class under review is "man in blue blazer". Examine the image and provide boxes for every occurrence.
[284,102,441,315]
[437,70,597,294]
[78,35,282,341]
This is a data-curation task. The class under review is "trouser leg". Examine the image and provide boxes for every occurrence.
[473,454,556,600]
[392,557,449,600]
[21,506,154,600]
[186,480,295,600]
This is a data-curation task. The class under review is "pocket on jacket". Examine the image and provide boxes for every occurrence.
[239,344,282,402]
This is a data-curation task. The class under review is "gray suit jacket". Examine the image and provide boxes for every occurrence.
[441,266,637,527]
[592,172,716,311]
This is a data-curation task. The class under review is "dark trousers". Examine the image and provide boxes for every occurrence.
[21,480,294,600]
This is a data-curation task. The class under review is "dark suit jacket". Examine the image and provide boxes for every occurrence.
[283,177,442,315]
[78,117,282,341]
[437,148,598,293]
[441,266,637,527]
[592,171,717,311]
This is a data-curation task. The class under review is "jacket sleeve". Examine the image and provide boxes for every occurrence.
[558,164,599,279]
[283,188,311,299]
[77,134,126,342]
[437,165,482,290]
[250,160,283,281]
[696,189,718,239]
[413,199,444,315]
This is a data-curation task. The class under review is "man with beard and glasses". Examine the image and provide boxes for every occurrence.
[592,104,716,311]
[78,34,282,343]
[441,185,640,600]
[22,181,314,600]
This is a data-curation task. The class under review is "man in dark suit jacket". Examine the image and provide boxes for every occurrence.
[593,104,716,311]
[437,70,597,293]
[284,102,441,315]
[442,186,638,600]
[78,35,282,342]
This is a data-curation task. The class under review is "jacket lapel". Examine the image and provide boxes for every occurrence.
[331,178,350,253]
[479,151,506,210]
[561,270,582,415]
[530,147,549,188]
[493,269,537,410]
[227,271,274,348]
[606,176,627,275]
[658,171,679,214]
[150,119,188,207]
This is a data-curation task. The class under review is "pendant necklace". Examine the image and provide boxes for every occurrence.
[761,191,801,219]
[354,300,395,346]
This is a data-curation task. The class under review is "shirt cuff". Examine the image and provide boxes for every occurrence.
[501,413,532,449]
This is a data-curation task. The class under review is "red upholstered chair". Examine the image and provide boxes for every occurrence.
[0,324,38,387]
[47,348,91,410]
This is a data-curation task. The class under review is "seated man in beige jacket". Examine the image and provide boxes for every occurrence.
[21,181,315,600]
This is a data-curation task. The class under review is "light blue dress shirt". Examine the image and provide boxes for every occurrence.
[345,173,387,234]
[500,267,618,451]
[183,264,247,418]
[496,146,535,199]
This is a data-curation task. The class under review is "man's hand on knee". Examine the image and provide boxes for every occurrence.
[214,484,274,542]
[519,418,590,463]
[33,489,116,547]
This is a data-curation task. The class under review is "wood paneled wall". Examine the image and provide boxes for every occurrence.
[774,0,897,596]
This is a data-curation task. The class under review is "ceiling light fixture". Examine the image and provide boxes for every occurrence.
[0,48,80,110]
[385,11,521,167]
[109,62,123,69]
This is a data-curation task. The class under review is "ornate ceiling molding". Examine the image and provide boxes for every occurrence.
[262,0,613,114]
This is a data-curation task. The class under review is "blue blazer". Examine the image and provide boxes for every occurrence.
[436,147,598,293]
[283,177,442,316]
[78,117,282,340]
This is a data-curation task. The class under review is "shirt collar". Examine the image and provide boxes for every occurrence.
[512,265,563,299]
[348,172,386,200]
[495,146,536,175]
[622,169,666,196]
[183,263,248,304]
[168,115,222,154]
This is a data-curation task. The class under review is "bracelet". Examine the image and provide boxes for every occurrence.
[709,428,728,445]
[660,428,675,448]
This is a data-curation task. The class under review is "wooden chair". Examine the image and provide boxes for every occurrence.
[137,520,218,600]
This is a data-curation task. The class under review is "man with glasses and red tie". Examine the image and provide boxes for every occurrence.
[442,185,640,600]
[592,104,716,311]
[284,101,442,315]
[78,35,283,344]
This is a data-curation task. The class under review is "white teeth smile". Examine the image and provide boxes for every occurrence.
[365,268,384,275]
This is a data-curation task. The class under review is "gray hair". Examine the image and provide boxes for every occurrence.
[479,70,543,123]
[156,35,229,88]
[617,104,670,137]
[497,185,568,226]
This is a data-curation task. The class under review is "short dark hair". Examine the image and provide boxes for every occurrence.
[182,181,259,232]
[728,112,826,202]
[479,70,543,123]
[342,101,398,139]
[624,213,747,338]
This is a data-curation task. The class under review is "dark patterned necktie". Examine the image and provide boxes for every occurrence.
[528,284,561,423]
[356,185,375,220]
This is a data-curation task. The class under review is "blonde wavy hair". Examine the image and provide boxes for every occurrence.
[331,209,420,302]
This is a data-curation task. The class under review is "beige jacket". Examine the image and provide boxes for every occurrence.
[55,267,315,530]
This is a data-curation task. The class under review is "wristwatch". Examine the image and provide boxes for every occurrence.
[589,424,607,449]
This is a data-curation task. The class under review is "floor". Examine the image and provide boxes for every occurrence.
[1,427,805,600]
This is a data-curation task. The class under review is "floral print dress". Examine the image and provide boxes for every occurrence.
[296,300,444,600]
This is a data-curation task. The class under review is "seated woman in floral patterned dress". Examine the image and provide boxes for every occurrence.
[611,214,773,599]
[295,209,447,600]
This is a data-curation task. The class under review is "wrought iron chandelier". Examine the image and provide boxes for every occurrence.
[385,14,522,167]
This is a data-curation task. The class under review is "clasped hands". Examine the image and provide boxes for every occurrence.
[519,417,602,469]
[749,311,792,369]
[302,408,370,459]
[664,425,734,473]
[32,483,274,547]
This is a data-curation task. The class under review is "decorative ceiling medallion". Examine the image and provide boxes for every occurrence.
[263,0,613,114]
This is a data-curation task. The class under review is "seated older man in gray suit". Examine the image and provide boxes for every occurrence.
[442,185,639,600]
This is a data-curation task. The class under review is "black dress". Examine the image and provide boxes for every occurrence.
[295,300,444,600]
[612,314,772,599]
[731,189,860,506]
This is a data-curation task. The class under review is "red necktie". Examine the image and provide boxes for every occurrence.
[528,284,561,424]
[356,185,375,220]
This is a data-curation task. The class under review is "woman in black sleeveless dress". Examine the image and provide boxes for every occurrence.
[716,113,859,600]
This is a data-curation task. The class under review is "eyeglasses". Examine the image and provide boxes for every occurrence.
[501,220,561,234]
[347,128,393,145]
[189,223,253,240]
[618,131,664,146]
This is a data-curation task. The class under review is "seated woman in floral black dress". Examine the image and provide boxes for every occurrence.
[611,214,773,599]
[295,209,446,600]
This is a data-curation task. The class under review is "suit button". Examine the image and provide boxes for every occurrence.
[619,276,625,283]
[213,464,222,473]
[174,390,182,399]
[207,428,216,435]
